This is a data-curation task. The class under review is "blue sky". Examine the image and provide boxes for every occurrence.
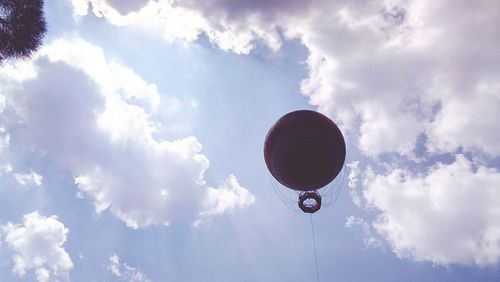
[1,0,500,281]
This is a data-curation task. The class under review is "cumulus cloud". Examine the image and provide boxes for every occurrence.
[364,155,500,266]
[1,211,73,282]
[294,1,500,158]
[101,0,150,15]
[43,38,160,112]
[0,95,9,154]
[163,0,500,267]
[278,0,500,267]
[0,127,9,155]
[346,161,363,207]
[428,81,500,155]
[195,174,255,226]
[0,59,38,83]
[345,215,381,248]
[0,94,5,113]
[291,2,435,155]
[70,0,282,54]
[0,94,10,164]
[136,0,500,157]
[50,0,500,267]
[14,171,43,186]
[1,163,12,174]
[70,0,500,157]
[108,254,150,282]
[1,37,254,228]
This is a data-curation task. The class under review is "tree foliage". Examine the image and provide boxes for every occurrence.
[0,0,47,61]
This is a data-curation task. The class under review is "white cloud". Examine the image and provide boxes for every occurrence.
[163,0,499,266]
[0,59,38,83]
[1,37,254,228]
[293,0,500,158]
[283,0,500,267]
[1,211,73,282]
[71,0,128,25]
[108,254,150,282]
[347,161,360,189]
[0,127,9,155]
[43,38,160,112]
[78,0,500,156]
[289,2,437,155]
[0,95,10,156]
[1,163,13,174]
[307,1,500,266]
[364,155,500,266]
[71,0,90,17]
[71,0,149,18]
[358,104,422,157]
[345,215,381,247]
[0,94,5,113]
[427,81,500,155]
[68,0,500,158]
[70,0,282,54]
[14,171,43,186]
[30,0,500,268]
[195,174,256,226]
[187,0,500,267]
[346,161,363,207]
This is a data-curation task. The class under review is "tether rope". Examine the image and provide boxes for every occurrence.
[310,214,320,282]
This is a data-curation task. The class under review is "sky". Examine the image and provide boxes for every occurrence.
[0,0,499,281]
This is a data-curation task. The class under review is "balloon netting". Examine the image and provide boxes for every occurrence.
[268,163,347,214]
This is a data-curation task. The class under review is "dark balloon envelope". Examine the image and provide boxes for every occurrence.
[264,110,346,192]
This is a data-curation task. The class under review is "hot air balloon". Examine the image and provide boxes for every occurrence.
[264,110,346,213]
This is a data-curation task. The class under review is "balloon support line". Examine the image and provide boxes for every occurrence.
[310,214,320,282]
